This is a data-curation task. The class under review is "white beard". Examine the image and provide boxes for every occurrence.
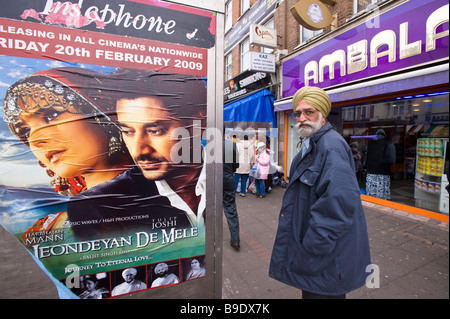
[295,112,323,138]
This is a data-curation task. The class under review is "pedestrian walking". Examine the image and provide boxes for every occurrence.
[269,86,371,299]
[254,142,270,198]
[234,135,254,197]
[223,139,240,250]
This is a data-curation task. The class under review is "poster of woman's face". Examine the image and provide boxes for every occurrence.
[0,57,117,192]
[180,255,206,281]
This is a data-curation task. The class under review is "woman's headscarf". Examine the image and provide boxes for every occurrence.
[3,67,128,195]
[4,67,121,145]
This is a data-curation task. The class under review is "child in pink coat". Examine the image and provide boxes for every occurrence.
[255,142,271,198]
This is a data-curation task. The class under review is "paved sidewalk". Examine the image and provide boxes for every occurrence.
[0,184,447,299]
[222,186,449,299]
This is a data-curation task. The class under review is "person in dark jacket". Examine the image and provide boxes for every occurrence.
[223,139,240,250]
[269,86,371,299]
[365,129,395,200]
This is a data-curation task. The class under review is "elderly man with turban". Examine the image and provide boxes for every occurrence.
[269,86,371,299]
[111,268,147,297]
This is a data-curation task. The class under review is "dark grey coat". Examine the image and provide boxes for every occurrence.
[269,122,371,295]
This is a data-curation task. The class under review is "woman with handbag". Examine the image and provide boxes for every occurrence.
[254,142,270,198]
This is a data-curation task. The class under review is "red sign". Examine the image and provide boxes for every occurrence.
[0,18,207,76]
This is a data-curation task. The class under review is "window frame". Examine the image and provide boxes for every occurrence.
[225,53,232,81]
[225,0,232,32]
[240,38,250,72]
[241,0,250,16]
[299,26,323,45]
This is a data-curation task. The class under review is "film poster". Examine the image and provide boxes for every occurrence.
[0,0,214,299]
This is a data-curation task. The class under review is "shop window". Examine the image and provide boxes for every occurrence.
[336,90,449,213]
[287,90,448,213]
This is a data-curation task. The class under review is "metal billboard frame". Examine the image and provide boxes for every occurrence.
[0,0,225,300]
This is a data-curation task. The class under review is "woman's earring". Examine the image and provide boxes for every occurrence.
[39,160,68,194]
[108,136,122,157]
[37,160,82,195]
[50,176,70,193]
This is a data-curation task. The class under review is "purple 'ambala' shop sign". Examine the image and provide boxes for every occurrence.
[282,0,449,98]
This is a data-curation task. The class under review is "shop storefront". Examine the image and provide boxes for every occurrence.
[275,0,449,218]
[224,71,277,154]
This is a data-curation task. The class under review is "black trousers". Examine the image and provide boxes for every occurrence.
[222,188,240,243]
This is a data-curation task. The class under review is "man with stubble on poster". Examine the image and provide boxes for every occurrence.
[112,69,207,230]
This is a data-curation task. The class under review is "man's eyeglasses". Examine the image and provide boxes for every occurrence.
[291,109,317,118]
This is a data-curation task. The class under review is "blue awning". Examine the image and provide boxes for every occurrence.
[224,89,276,128]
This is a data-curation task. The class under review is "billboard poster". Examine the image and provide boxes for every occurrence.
[0,0,214,299]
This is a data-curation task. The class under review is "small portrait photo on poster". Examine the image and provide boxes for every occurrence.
[149,260,180,288]
[110,266,147,297]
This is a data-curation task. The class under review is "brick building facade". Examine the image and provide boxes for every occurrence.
[225,0,358,80]
[224,0,364,166]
